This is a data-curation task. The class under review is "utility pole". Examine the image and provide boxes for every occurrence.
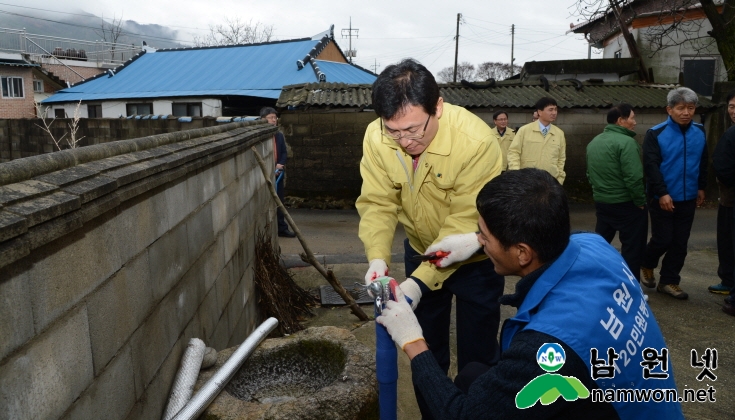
[341,17,359,63]
[510,24,515,73]
[371,59,380,74]
[453,13,461,83]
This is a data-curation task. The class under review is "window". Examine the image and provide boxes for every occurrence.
[172,102,202,117]
[682,58,717,97]
[1,76,24,98]
[126,103,152,116]
[54,109,66,118]
[33,80,43,93]
[87,104,102,118]
[614,50,622,59]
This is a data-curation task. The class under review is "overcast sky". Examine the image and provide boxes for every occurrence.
[4,0,599,76]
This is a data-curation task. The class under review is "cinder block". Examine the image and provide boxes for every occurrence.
[210,307,231,350]
[114,193,170,266]
[185,172,205,213]
[62,345,135,420]
[0,269,34,361]
[88,252,154,375]
[0,307,93,420]
[214,261,234,316]
[199,284,222,342]
[28,211,123,332]
[223,218,239,265]
[211,190,231,235]
[163,178,188,228]
[128,295,180,398]
[219,156,237,188]
[148,222,190,302]
[125,336,184,420]
[200,166,221,204]
[186,203,215,261]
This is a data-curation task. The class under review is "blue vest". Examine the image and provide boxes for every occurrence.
[502,233,683,419]
[650,117,706,202]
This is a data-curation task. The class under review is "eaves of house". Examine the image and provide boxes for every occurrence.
[42,31,376,105]
[276,80,716,110]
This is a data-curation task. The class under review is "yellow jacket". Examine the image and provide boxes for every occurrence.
[490,126,515,171]
[507,122,566,184]
[356,103,502,290]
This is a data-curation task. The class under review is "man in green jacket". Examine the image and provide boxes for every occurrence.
[586,103,647,281]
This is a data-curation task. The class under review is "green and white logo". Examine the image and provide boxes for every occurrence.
[515,343,590,409]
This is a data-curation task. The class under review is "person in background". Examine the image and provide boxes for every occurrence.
[377,168,683,419]
[507,97,567,184]
[712,90,735,316]
[260,107,296,238]
[532,110,539,122]
[586,103,647,281]
[640,87,707,299]
[491,110,515,172]
[709,90,735,295]
[356,58,505,420]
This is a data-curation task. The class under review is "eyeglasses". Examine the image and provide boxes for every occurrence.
[381,115,431,141]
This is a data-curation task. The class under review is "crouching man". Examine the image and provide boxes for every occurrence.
[378,168,683,419]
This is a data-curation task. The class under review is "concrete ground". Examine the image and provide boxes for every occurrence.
[279,204,733,419]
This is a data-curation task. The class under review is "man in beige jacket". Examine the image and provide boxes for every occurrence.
[490,110,514,171]
[507,97,566,184]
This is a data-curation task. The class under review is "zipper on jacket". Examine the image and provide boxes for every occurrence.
[682,127,687,201]
[395,149,414,192]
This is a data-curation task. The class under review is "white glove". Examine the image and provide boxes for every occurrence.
[364,259,389,285]
[376,280,424,350]
[424,232,481,268]
[399,278,422,310]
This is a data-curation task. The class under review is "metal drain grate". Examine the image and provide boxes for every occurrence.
[320,280,373,306]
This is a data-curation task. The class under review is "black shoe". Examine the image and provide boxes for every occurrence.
[278,229,296,238]
[723,303,735,317]
[725,295,734,305]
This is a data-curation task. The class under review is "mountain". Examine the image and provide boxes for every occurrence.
[0,8,188,49]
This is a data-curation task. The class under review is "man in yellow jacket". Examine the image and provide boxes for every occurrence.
[507,97,567,184]
[356,59,505,420]
[490,110,515,171]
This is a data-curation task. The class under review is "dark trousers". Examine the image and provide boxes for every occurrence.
[594,201,648,282]
[404,239,504,420]
[717,205,735,288]
[643,198,697,285]
[276,171,289,233]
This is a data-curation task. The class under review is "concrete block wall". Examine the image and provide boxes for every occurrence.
[0,120,279,420]
[280,110,377,199]
[0,117,226,163]
[282,107,669,199]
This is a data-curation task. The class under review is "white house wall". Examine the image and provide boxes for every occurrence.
[48,98,224,118]
[601,21,727,86]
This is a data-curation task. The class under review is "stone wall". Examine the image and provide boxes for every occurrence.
[0,120,280,420]
[0,117,224,162]
[280,110,376,199]
[280,107,671,199]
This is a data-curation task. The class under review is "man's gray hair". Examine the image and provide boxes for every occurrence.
[667,87,698,108]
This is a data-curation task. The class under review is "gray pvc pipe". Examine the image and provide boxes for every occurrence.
[169,317,279,420]
[162,338,206,420]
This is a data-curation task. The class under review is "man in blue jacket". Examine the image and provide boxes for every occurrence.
[640,88,707,299]
[377,169,683,419]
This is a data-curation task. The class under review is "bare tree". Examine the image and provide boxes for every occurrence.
[34,101,85,151]
[436,62,476,83]
[193,17,275,47]
[570,0,735,81]
[95,14,126,62]
[476,62,522,80]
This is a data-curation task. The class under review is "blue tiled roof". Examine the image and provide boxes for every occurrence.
[43,38,376,104]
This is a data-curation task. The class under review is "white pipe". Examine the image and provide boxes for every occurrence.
[162,338,206,420]
[170,317,279,420]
